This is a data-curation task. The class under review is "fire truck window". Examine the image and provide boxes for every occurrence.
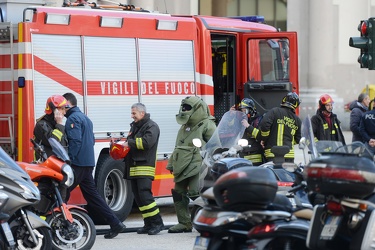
[255,39,289,82]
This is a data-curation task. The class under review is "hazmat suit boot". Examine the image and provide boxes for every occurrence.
[168,189,193,233]
[147,214,164,235]
[137,217,152,234]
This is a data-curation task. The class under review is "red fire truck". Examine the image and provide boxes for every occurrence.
[0,3,299,223]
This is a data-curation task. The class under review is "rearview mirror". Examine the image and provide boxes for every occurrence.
[299,137,306,150]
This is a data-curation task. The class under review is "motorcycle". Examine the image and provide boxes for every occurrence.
[193,163,312,250]
[304,141,375,250]
[192,111,312,249]
[0,145,53,249]
[0,192,16,250]
[191,111,299,221]
[16,138,96,250]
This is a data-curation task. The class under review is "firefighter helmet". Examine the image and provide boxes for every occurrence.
[280,92,301,110]
[238,98,257,117]
[109,142,130,160]
[319,94,334,106]
[318,94,334,112]
[45,95,68,115]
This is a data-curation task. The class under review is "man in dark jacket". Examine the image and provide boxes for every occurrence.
[359,106,375,154]
[246,92,302,162]
[235,98,265,166]
[33,95,68,160]
[350,93,370,142]
[311,94,346,145]
[63,92,125,239]
[123,103,164,235]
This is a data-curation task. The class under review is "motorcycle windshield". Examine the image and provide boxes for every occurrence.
[198,110,247,189]
[48,138,70,163]
[0,147,31,175]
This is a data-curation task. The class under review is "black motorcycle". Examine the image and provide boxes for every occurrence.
[305,141,375,250]
[193,160,312,250]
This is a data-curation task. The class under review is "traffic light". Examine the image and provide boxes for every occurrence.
[349,18,375,70]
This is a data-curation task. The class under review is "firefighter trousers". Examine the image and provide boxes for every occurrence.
[130,178,162,220]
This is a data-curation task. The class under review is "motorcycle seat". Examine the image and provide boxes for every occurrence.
[201,187,215,201]
[293,208,313,220]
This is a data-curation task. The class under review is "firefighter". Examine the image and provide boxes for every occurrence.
[232,98,265,166]
[33,95,69,160]
[248,92,302,162]
[311,94,346,145]
[123,103,164,235]
[166,96,216,233]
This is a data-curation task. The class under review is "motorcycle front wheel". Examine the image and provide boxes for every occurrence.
[14,226,52,250]
[46,208,96,250]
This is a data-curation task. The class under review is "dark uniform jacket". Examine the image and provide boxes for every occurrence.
[359,109,375,143]
[241,114,265,165]
[124,113,160,180]
[65,106,95,167]
[350,101,367,142]
[258,106,301,161]
[33,114,68,159]
[311,110,346,145]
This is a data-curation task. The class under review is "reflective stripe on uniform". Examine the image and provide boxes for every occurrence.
[261,130,270,137]
[277,123,284,145]
[129,166,155,177]
[244,154,263,163]
[142,208,160,218]
[136,137,144,150]
[52,129,63,141]
[139,201,157,211]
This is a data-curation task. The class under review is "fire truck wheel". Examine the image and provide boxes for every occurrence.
[88,155,134,225]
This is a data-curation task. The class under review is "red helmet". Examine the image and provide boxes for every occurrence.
[45,95,68,115]
[110,142,130,160]
[319,94,334,105]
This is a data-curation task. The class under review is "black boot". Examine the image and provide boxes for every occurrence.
[137,217,152,234]
[148,214,164,235]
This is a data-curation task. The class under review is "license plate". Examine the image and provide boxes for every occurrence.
[193,236,210,250]
[1,222,14,243]
[320,215,342,240]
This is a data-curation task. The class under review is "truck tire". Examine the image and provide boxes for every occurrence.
[88,155,134,224]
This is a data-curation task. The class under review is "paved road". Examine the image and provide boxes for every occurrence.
[91,131,354,250]
[92,198,198,250]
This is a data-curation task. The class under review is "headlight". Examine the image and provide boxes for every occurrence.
[62,164,74,187]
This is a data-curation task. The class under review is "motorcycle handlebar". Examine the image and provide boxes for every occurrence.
[288,181,307,194]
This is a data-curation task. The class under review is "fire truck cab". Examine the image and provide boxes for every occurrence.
[0,2,298,223]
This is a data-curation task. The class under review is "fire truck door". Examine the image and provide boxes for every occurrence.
[240,32,298,115]
[211,34,236,122]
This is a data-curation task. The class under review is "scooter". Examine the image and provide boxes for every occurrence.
[0,145,53,249]
[305,141,375,250]
[17,138,96,250]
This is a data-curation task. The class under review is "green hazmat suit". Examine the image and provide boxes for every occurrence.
[166,96,216,233]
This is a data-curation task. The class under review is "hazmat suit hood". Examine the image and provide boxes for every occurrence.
[176,96,213,126]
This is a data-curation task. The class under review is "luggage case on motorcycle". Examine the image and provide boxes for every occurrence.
[213,167,278,211]
[305,155,375,199]
[211,158,253,181]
